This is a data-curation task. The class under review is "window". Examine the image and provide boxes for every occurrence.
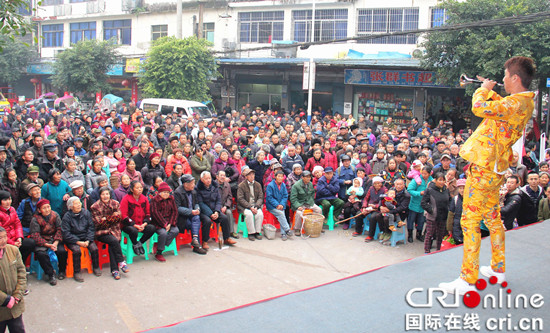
[70,22,96,44]
[104,19,131,45]
[203,23,215,43]
[42,0,63,5]
[292,9,347,42]
[431,8,447,27]
[17,1,32,15]
[238,11,284,43]
[151,25,167,41]
[357,8,418,44]
[42,24,64,47]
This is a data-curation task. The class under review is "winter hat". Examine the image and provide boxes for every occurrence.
[353,177,363,187]
[312,165,324,174]
[149,153,160,161]
[157,182,171,193]
[457,179,467,187]
[36,199,50,210]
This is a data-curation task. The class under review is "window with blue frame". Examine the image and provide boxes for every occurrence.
[42,24,64,47]
[42,0,63,5]
[103,19,131,45]
[238,11,284,43]
[357,8,418,44]
[70,22,96,44]
[17,0,32,15]
[292,9,348,42]
[431,8,447,27]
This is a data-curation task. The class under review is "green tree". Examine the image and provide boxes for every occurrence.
[141,36,217,101]
[0,0,39,51]
[0,35,37,85]
[52,39,118,94]
[421,0,550,92]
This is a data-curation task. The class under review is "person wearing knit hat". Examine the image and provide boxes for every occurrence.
[62,195,101,282]
[150,181,179,262]
[31,197,68,285]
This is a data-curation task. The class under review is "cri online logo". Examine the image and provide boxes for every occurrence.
[406,278,544,309]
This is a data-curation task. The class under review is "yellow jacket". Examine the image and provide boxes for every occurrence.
[460,87,535,173]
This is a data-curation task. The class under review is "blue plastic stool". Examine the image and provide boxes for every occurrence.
[363,220,380,239]
[390,227,407,247]
[29,252,58,281]
[148,233,178,256]
[120,231,149,264]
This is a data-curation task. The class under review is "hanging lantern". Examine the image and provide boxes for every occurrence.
[30,78,39,84]
[121,79,130,87]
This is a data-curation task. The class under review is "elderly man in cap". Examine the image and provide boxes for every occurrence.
[19,166,43,205]
[173,174,208,255]
[237,168,264,241]
[17,183,43,238]
[39,144,64,182]
[290,171,322,236]
[62,196,100,282]
[315,167,344,222]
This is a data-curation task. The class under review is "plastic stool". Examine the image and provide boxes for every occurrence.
[237,214,248,238]
[148,233,178,256]
[176,231,192,249]
[390,227,407,247]
[263,209,280,229]
[95,241,110,269]
[363,220,380,239]
[120,232,149,264]
[320,205,335,230]
[65,245,93,278]
[29,252,58,281]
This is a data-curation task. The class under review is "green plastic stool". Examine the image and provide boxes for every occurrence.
[237,214,248,238]
[148,233,179,256]
[320,205,336,230]
[120,231,149,264]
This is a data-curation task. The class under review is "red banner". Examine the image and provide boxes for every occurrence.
[131,80,138,104]
[95,92,102,104]
[35,78,42,98]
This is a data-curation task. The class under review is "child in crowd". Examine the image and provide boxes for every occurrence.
[407,160,423,185]
[341,178,364,230]
[381,188,405,233]
[351,152,360,168]
[450,178,466,244]
[312,165,324,189]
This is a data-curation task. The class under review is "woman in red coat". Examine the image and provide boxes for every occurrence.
[322,140,338,170]
[120,181,156,256]
[304,149,327,173]
[150,182,179,262]
[0,190,34,262]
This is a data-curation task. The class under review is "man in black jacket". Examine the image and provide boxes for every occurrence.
[517,171,543,226]
[500,175,522,230]
[195,171,236,247]
[173,175,207,255]
[370,179,411,242]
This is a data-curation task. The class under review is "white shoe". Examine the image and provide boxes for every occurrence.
[439,277,475,295]
[480,266,506,284]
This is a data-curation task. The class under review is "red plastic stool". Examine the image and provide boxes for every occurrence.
[95,241,110,269]
[176,231,192,249]
[65,245,93,278]
[262,207,280,229]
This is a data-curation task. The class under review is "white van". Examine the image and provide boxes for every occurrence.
[139,98,213,120]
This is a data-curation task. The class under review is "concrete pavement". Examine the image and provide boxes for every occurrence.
[23,229,427,332]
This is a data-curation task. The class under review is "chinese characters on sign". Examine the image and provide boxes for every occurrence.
[405,313,481,331]
[344,69,440,87]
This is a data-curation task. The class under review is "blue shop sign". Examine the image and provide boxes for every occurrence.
[344,69,440,87]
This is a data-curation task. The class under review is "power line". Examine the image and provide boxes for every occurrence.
[213,11,550,55]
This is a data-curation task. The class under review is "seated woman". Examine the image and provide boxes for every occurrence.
[114,174,131,203]
[0,190,34,265]
[150,182,179,262]
[120,181,156,256]
[90,187,129,280]
[61,197,101,283]
[29,199,68,285]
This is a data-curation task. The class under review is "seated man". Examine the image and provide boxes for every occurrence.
[266,171,292,241]
[290,171,322,236]
[216,170,237,238]
[314,167,344,222]
[196,171,236,248]
[355,176,387,240]
[61,197,100,282]
[173,175,208,255]
[237,168,264,241]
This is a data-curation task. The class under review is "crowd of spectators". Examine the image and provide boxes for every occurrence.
[0,101,546,287]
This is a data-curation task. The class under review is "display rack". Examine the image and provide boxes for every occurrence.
[357,92,414,125]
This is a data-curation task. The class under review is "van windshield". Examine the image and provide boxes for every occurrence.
[189,106,212,118]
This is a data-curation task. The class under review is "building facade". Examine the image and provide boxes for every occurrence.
[22,0,470,124]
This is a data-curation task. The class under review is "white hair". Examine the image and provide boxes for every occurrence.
[200,171,211,179]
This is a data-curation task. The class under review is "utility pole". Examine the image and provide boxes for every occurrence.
[198,0,204,39]
[306,0,315,125]
[176,0,182,38]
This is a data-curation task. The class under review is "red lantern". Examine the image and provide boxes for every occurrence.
[121,80,129,87]
[30,78,39,84]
